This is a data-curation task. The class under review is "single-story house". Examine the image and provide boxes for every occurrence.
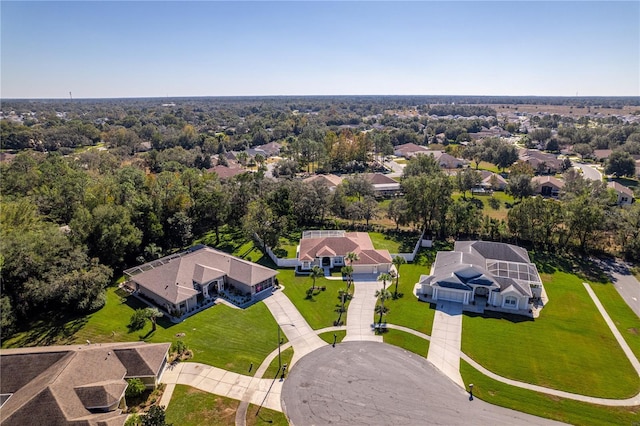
[297,230,392,275]
[125,246,278,316]
[519,149,562,174]
[415,241,544,316]
[479,171,508,191]
[593,149,613,162]
[363,173,401,197]
[250,142,281,157]
[393,143,430,158]
[208,164,247,180]
[421,150,467,169]
[302,174,343,191]
[0,342,170,426]
[532,175,564,198]
[608,181,635,205]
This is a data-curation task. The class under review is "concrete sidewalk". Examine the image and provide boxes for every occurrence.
[159,362,283,411]
[262,289,326,366]
[343,280,383,342]
[427,301,464,388]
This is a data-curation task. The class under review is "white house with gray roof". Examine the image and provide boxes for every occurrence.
[415,241,545,317]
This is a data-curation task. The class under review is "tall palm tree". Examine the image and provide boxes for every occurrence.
[344,252,359,290]
[374,288,392,326]
[392,256,406,297]
[377,272,392,291]
[145,307,163,332]
[310,265,324,291]
[341,265,353,291]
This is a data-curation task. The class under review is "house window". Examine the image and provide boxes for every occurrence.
[504,296,517,308]
[621,197,628,203]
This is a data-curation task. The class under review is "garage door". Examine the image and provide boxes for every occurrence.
[437,289,466,303]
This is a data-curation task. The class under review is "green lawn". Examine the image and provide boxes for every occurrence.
[4,287,283,375]
[461,271,640,398]
[383,254,437,335]
[165,385,288,426]
[280,269,351,329]
[318,330,346,345]
[263,347,294,379]
[382,329,429,357]
[470,161,501,173]
[589,281,640,360]
[369,230,419,253]
[460,361,640,426]
[452,191,514,221]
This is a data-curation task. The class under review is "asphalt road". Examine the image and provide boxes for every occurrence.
[594,258,640,318]
[574,163,603,181]
[281,342,565,426]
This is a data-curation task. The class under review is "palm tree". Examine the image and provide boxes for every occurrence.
[145,307,163,332]
[310,265,324,291]
[374,288,392,326]
[344,252,359,291]
[377,272,392,291]
[341,265,353,291]
[392,256,406,298]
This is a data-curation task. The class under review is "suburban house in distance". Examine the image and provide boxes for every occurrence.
[297,230,392,275]
[393,142,430,158]
[415,241,546,317]
[302,174,343,191]
[0,342,170,426]
[608,181,635,205]
[519,149,562,174]
[532,175,564,198]
[125,245,278,317]
[363,173,401,197]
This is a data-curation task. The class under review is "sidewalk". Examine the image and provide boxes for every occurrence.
[426,301,464,388]
[262,289,326,366]
[159,362,283,411]
[343,280,383,342]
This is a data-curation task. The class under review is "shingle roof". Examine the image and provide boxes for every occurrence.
[608,181,634,197]
[298,232,392,265]
[131,247,278,304]
[0,342,170,426]
[532,175,565,190]
[303,174,343,188]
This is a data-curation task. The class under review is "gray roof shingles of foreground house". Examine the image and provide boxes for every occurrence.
[0,342,170,426]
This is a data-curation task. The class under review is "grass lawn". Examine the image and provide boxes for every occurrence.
[452,191,514,221]
[383,250,438,335]
[589,281,640,360]
[165,385,288,426]
[460,360,640,426]
[318,330,346,345]
[263,347,294,379]
[382,329,429,357]
[461,271,640,398]
[369,230,419,253]
[3,287,283,375]
[280,269,351,329]
[470,161,500,173]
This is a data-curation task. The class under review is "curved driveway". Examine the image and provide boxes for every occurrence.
[574,163,602,181]
[282,342,564,426]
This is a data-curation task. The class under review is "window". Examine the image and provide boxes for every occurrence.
[504,296,517,308]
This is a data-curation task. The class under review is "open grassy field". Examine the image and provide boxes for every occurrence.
[470,161,500,173]
[452,191,514,221]
[460,360,640,426]
[3,286,283,375]
[461,271,640,398]
[369,230,419,253]
[382,329,429,357]
[280,269,350,329]
[165,385,288,426]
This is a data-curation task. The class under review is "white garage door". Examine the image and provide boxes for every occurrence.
[437,289,466,303]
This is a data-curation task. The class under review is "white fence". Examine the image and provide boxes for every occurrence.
[390,229,426,262]
[264,245,299,267]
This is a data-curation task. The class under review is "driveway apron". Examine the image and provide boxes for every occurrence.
[427,301,465,388]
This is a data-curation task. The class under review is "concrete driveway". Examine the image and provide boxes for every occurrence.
[574,163,602,181]
[282,342,565,426]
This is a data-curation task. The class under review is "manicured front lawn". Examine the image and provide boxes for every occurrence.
[263,347,294,379]
[383,255,436,335]
[382,329,429,357]
[4,287,283,375]
[280,269,350,329]
[589,281,640,360]
[471,161,500,173]
[461,271,640,398]
[460,360,640,426]
[165,385,288,426]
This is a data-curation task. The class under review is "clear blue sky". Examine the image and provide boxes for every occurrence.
[2,1,639,98]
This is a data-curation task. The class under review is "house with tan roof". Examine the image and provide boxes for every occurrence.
[532,175,564,198]
[607,181,635,205]
[415,241,545,317]
[125,246,277,317]
[296,230,392,275]
[479,171,508,191]
[0,342,170,426]
[363,173,401,197]
[393,143,430,158]
[302,174,343,191]
[519,149,562,174]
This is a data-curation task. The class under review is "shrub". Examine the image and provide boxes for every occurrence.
[125,378,146,399]
[128,309,147,331]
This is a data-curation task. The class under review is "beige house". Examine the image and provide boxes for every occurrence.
[0,342,170,426]
[302,174,343,191]
[126,246,278,316]
[532,175,564,198]
[608,181,635,205]
[415,241,544,317]
[297,230,392,275]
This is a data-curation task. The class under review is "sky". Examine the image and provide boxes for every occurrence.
[1,1,639,98]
